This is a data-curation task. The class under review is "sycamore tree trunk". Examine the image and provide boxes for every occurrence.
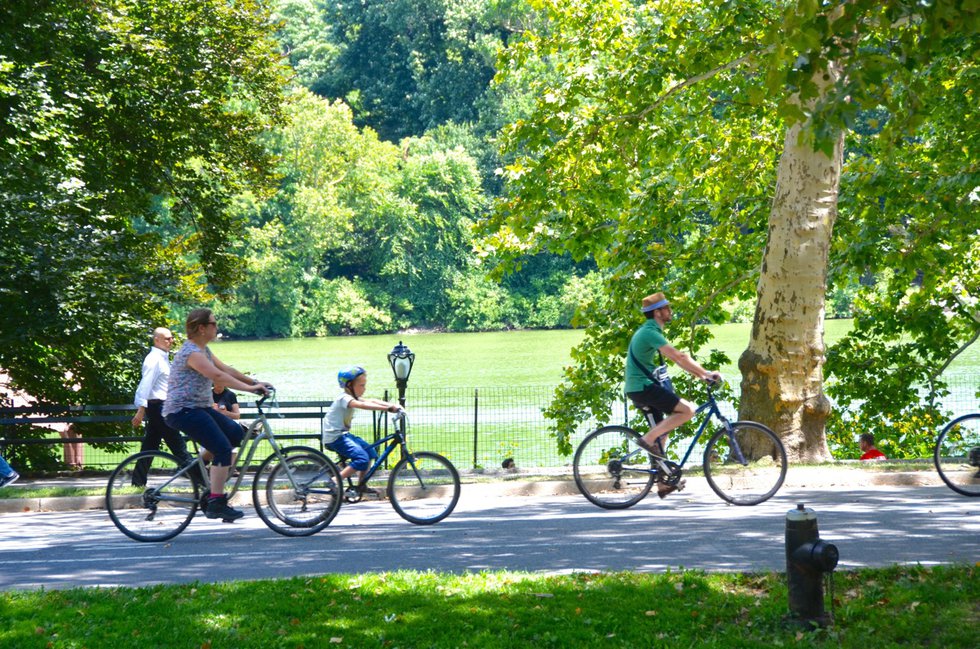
[738,71,844,463]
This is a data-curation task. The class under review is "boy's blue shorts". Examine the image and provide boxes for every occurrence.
[326,433,378,471]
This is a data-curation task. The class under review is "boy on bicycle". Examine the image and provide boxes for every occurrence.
[625,292,722,497]
[324,366,403,493]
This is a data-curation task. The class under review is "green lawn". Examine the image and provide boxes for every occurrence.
[1,565,975,648]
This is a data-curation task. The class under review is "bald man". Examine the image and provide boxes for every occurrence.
[132,327,193,485]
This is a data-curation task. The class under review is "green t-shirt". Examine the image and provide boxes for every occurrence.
[624,320,669,393]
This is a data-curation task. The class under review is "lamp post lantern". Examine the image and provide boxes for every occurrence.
[387,341,415,407]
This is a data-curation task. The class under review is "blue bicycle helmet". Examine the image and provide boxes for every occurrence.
[337,365,366,389]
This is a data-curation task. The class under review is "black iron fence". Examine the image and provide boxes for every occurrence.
[1,377,976,472]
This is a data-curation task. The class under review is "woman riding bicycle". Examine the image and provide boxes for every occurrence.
[324,366,403,494]
[162,308,273,521]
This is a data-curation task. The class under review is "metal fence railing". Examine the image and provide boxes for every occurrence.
[1,376,976,472]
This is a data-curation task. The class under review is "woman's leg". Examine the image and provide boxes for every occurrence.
[165,408,241,519]
[201,409,245,495]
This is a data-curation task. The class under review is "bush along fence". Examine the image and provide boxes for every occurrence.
[0,377,976,473]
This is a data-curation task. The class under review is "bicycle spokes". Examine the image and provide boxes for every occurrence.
[703,422,787,506]
[573,426,657,509]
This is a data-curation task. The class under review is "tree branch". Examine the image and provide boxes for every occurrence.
[932,288,980,379]
[933,328,980,380]
[616,49,767,123]
[687,267,761,352]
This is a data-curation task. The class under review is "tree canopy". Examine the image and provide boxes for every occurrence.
[0,0,290,408]
[486,0,979,456]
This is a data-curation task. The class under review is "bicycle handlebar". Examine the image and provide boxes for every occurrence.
[255,386,276,409]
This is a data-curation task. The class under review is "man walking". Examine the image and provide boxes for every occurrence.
[132,327,193,484]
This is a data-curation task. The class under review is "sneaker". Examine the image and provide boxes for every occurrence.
[0,471,19,488]
[205,494,244,522]
[357,485,383,499]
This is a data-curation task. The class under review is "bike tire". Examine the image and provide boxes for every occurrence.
[105,450,200,542]
[934,414,980,497]
[252,450,343,537]
[573,426,656,509]
[703,421,787,505]
[388,451,460,525]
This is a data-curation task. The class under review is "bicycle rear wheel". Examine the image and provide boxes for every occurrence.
[934,414,980,497]
[573,426,656,509]
[106,450,200,542]
[703,421,787,505]
[252,451,343,536]
[388,451,460,525]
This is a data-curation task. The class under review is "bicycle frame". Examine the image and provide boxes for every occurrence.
[186,393,313,498]
[344,414,411,486]
[638,390,736,471]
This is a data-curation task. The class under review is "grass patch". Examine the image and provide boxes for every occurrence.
[0,486,106,500]
[1,565,976,648]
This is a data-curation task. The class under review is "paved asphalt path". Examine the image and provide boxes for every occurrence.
[1,482,976,591]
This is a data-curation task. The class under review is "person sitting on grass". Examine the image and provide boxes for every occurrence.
[323,366,403,495]
[859,433,887,461]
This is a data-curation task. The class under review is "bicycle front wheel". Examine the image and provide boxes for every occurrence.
[935,414,980,497]
[573,426,656,509]
[388,451,460,525]
[703,422,787,505]
[253,451,343,536]
[106,450,200,542]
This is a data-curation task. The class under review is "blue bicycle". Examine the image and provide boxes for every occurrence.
[573,381,788,508]
[334,412,461,525]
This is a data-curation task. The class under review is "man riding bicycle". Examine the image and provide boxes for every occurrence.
[625,292,722,498]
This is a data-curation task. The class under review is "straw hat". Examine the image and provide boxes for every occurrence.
[640,292,669,313]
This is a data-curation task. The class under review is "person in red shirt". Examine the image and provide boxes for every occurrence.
[859,433,886,461]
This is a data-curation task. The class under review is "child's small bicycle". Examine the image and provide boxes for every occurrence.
[573,380,788,508]
[106,391,344,541]
[333,411,461,525]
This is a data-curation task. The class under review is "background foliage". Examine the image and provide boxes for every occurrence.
[1,1,976,466]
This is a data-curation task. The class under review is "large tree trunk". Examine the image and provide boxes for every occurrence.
[738,72,844,463]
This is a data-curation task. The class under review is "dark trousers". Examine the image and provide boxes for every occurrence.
[164,407,244,467]
[132,400,193,486]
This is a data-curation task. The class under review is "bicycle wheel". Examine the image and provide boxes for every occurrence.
[934,414,980,497]
[388,451,460,525]
[106,450,200,542]
[252,451,343,536]
[703,421,787,505]
[573,426,656,509]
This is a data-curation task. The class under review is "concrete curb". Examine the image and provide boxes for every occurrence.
[0,469,946,514]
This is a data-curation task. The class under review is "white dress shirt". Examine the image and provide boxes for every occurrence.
[133,346,171,407]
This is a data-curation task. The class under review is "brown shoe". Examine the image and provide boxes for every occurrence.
[638,437,666,457]
[658,479,686,499]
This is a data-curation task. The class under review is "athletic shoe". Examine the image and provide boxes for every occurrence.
[205,494,244,521]
[0,471,19,488]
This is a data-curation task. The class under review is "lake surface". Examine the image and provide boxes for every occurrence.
[209,320,897,400]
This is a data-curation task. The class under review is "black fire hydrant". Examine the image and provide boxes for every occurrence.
[786,503,839,626]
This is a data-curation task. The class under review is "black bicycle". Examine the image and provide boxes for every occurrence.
[573,381,788,508]
[333,411,461,525]
[934,413,980,497]
[106,391,343,541]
